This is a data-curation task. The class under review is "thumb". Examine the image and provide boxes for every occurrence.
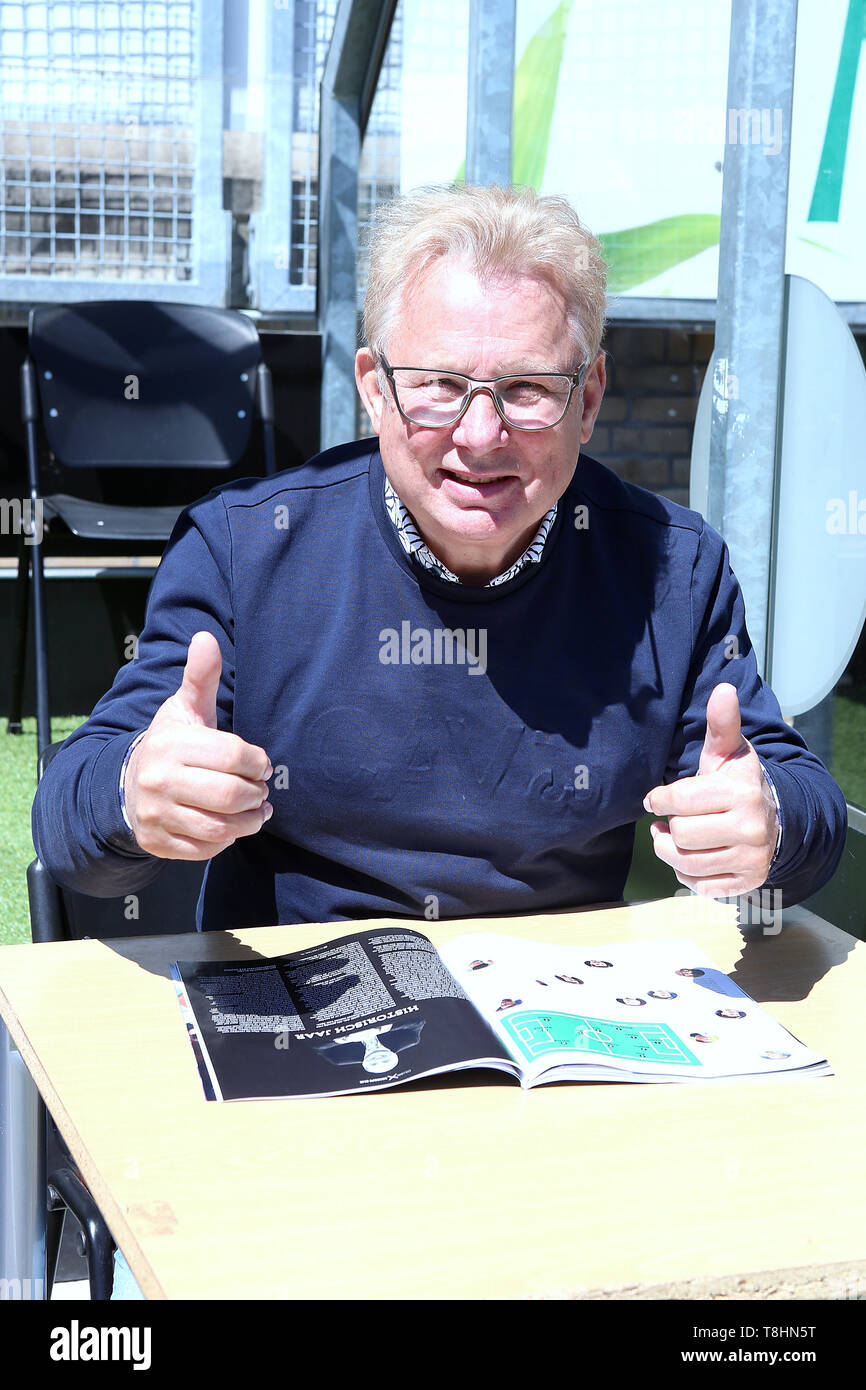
[699,682,748,774]
[171,630,222,729]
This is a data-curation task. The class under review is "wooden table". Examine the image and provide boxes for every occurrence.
[1,894,864,1300]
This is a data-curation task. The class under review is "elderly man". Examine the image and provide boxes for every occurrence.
[32,184,846,928]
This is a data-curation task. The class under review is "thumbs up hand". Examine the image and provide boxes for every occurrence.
[124,631,274,859]
[643,683,780,897]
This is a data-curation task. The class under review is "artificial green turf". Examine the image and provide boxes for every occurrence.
[833,685,866,812]
[0,717,84,946]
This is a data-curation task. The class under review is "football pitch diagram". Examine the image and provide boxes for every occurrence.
[501,1010,701,1066]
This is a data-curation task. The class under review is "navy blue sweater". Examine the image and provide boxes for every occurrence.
[32,441,847,928]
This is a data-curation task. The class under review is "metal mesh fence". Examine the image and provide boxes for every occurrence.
[0,0,405,305]
[0,0,198,283]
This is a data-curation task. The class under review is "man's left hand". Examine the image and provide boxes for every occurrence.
[643,682,780,897]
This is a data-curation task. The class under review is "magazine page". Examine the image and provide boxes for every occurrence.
[439,934,832,1085]
[173,926,516,1101]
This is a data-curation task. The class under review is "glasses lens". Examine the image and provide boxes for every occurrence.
[390,370,573,429]
[496,375,572,429]
[391,370,469,425]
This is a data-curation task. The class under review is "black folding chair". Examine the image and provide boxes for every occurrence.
[8,300,276,758]
[29,740,205,1300]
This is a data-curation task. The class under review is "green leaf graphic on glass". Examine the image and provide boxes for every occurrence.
[455,0,573,186]
[600,215,722,292]
[512,0,574,188]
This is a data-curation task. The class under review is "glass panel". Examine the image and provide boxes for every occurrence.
[786,0,866,305]
[512,0,730,300]
[358,0,470,292]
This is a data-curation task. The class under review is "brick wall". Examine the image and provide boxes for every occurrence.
[589,324,715,508]
[592,323,866,508]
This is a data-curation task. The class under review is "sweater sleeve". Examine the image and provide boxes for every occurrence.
[31,492,236,898]
[662,518,848,906]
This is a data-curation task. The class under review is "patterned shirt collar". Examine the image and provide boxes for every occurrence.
[383,476,557,588]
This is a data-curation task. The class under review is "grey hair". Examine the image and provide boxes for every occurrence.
[361,182,607,369]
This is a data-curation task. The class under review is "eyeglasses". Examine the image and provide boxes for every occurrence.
[379,356,588,431]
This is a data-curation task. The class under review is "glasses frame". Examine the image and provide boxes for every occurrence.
[378,355,589,432]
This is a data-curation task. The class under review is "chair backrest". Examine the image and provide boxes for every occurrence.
[30,742,205,942]
[29,301,263,470]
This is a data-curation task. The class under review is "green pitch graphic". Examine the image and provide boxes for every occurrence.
[501,1011,701,1067]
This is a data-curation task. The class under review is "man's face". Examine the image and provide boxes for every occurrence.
[356,256,605,584]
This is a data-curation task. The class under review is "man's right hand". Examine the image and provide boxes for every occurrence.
[124,630,273,860]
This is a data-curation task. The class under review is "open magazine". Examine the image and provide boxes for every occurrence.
[170,927,831,1101]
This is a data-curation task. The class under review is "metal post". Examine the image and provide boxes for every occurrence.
[319,0,398,452]
[222,0,250,132]
[197,0,231,305]
[0,1018,46,1299]
[252,0,296,312]
[466,0,516,185]
[708,0,798,677]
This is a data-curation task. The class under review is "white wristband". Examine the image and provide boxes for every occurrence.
[119,730,149,833]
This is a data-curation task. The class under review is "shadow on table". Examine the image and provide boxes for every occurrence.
[730,917,857,1004]
[97,894,857,1013]
[101,930,271,978]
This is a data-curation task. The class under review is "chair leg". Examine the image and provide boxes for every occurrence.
[29,524,52,758]
[7,534,30,735]
[20,359,51,753]
[45,1202,66,1297]
[48,1168,115,1301]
